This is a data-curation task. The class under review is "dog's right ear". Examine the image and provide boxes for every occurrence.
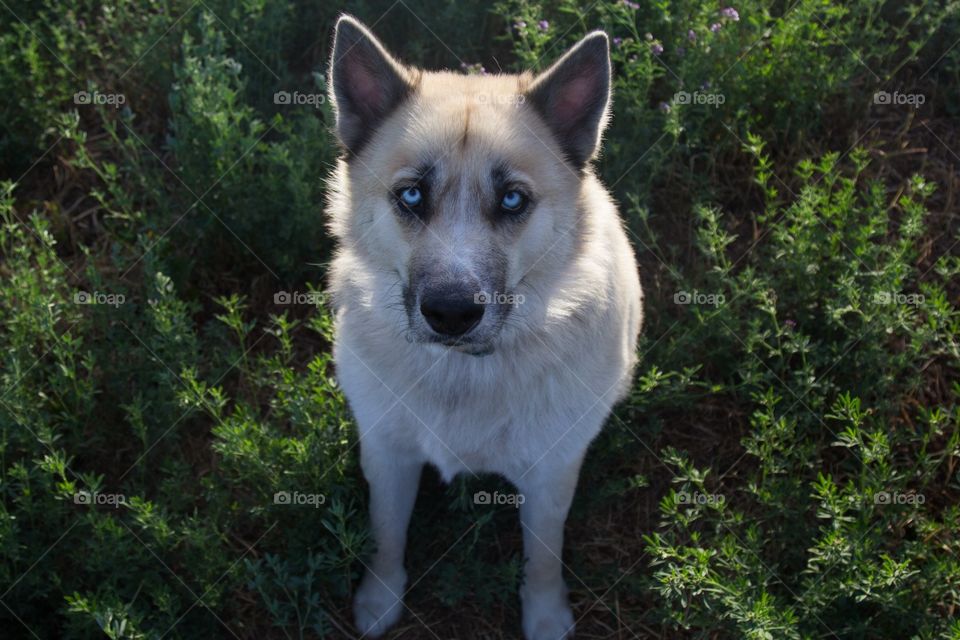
[526,31,611,170]
[329,15,413,155]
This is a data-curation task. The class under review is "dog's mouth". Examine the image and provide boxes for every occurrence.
[405,325,497,356]
[433,336,495,357]
[452,342,495,357]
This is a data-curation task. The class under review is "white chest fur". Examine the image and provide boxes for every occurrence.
[334,310,630,484]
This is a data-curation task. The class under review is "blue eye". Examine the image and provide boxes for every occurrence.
[399,186,423,207]
[501,190,526,212]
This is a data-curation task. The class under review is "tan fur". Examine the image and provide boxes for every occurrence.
[326,16,642,640]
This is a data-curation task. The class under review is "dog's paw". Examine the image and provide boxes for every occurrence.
[521,585,575,640]
[353,568,406,638]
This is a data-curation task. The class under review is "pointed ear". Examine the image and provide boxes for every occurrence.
[526,32,611,170]
[328,15,413,155]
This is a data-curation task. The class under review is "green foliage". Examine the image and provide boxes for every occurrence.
[499,0,958,206]
[0,0,957,638]
[638,146,959,637]
[164,11,336,281]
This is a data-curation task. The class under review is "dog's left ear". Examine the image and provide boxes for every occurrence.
[329,15,413,155]
[526,32,611,170]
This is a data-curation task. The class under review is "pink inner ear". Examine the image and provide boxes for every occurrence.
[553,72,595,125]
[346,57,384,113]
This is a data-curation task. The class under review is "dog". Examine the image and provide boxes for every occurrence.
[326,15,642,640]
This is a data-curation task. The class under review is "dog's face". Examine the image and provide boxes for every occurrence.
[328,16,611,356]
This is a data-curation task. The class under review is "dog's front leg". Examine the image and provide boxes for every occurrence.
[516,455,583,640]
[353,442,423,638]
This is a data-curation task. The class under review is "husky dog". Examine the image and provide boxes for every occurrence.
[326,15,642,640]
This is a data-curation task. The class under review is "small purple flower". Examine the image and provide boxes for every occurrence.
[784,319,797,330]
[658,102,671,113]
[701,80,712,90]
[538,20,549,31]
[651,43,664,56]
[613,36,623,47]
[687,29,697,43]
[721,7,740,21]
[622,0,640,9]
[710,22,722,33]
[513,20,527,31]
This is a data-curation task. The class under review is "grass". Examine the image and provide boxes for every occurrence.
[0,0,958,638]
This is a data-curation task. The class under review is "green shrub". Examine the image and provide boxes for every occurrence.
[635,145,959,637]
[0,1,957,638]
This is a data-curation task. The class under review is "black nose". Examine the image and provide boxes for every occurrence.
[420,291,485,337]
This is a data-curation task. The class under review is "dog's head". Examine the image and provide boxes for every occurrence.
[327,15,611,356]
